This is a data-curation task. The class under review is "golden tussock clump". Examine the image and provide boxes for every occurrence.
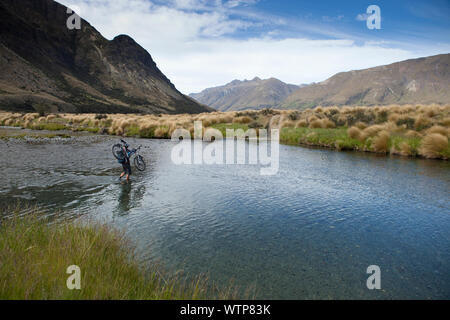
[354,121,368,130]
[268,115,281,128]
[414,115,431,130]
[138,120,158,131]
[280,120,296,128]
[196,115,215,127]
[324,106,340,115]
[340,106,353,114]
[405,130,421,138]
[309,119,323,129]
[308,119,335,129]
[419,105,440,118]
[348,127,362,141]
[426,125,449,137]
[440,117,450,127]
[372,130,390,153]
[321,119,336,129]
[218,114,234,124]
[233,116,252,124]
[23,120,32,128]
[399,105,416,114]
[419,133,448,159]
[384,121,403,133]
[115,127,124,136]
[399,142,412,156]
[23,113,39,122]
[154,126,169,138]
[296,120,308,128]
[361,125,384,140]
[388,113,400,123]
[388,105,402,114]
[376,106,389,114]
[336,114,348,126]
[307,115,319,123]
[314,106,324,113]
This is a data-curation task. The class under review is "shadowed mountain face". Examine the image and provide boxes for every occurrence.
[190,77,299,111]
[282,54,450,110]
[0,0,209,114]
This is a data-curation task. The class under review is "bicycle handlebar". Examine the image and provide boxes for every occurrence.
[120,140,141,153]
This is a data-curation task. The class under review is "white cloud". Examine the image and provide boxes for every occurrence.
[225,0,259,8]
[161,38,418,93]
[58,0,449,94]
[322,15,344,22]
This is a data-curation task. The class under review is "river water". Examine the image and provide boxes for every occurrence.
[0,131,449,299]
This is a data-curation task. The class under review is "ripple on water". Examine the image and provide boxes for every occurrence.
[0,138,449,299]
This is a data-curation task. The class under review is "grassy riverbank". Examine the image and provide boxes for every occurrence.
[0,209,239,300]
[1,104,449,159]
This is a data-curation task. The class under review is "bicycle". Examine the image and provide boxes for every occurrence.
[112,139,147,172]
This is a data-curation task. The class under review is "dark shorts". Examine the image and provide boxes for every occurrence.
[122,162,132,175]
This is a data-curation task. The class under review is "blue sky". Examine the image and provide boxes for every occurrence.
[247,0,449,40]
[60,0,450,93]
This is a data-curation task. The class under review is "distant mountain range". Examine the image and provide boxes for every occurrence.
[191,54,450,111]
[0,0,209,114]
[190,77,299,111]
[282,54,450,109]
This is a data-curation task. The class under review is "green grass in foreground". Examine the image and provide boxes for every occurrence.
[0,209,241,300]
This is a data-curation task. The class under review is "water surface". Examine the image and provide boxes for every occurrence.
[0,133,449,299]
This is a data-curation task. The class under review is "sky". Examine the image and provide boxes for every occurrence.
[58,0,450,94]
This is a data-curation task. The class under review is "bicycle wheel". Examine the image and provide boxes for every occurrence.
[134,155,146,171]
[112,144,125,160]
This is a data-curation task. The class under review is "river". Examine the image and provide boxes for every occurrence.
[0,131,449,299]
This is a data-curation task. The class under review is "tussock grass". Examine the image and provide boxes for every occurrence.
[233,116,253,124]
[426,125,449,137]
[419,133,449,159]
[414,115,432,130]
[1,103,449,159]
[295,119,308,128]
[372,130,390,153]
[354,122,368,130]
[0,208,242,300]
[348,126,363,141]
[309,119,323,129]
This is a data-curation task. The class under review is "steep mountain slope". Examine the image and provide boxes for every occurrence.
[282,54,450,109]
[0,0,209,114]
[190,77,299,111]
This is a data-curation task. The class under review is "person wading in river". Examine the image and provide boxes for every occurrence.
[119,144,132,182]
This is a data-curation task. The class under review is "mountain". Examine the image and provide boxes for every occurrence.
[0,0,209,114]
[282,54,450,109]
[190,77,299,111]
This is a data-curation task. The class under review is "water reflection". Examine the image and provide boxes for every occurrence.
[114,182,147,216]
[116,182,132,215]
